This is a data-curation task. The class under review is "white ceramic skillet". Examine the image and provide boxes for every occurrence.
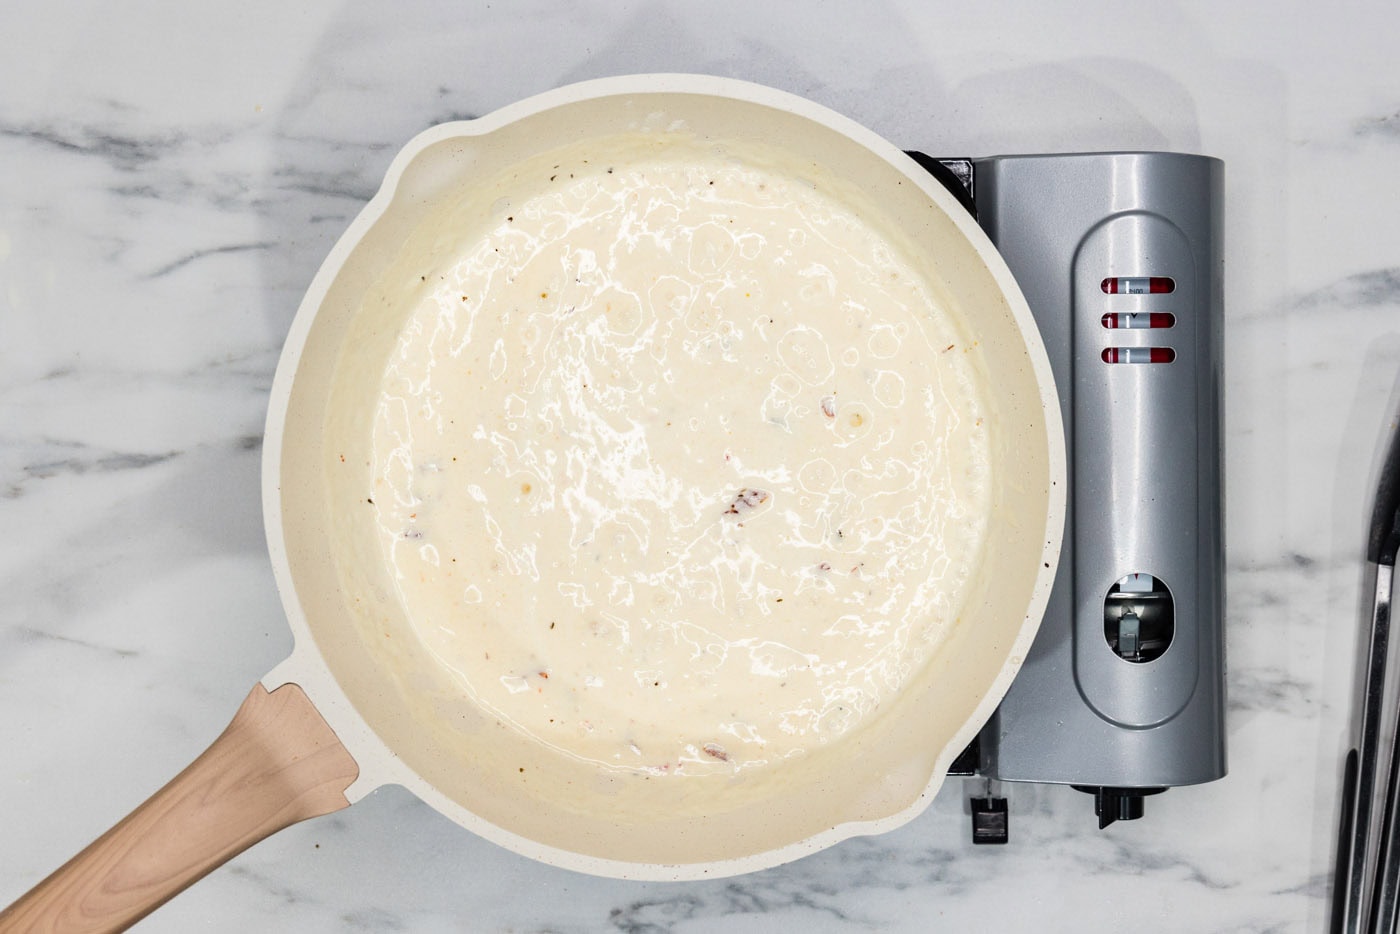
[0,75,1064,933]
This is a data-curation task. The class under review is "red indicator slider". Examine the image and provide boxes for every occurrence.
[1101,312,1176,329]
[1101,277,1175,294]
[1102,347,1176,364]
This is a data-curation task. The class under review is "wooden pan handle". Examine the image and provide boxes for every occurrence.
[0,683,360,934]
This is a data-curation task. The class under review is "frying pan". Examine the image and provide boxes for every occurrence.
[0,75,1065,932]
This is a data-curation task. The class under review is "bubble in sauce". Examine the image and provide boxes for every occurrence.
[867,324,900,359]
[797,458,837,494]
[833,402,874,444]
[685,222,736,274]
[649,275,695,319]
[872,370,906,408]
[597,287,644,335]
[777,325,834,385]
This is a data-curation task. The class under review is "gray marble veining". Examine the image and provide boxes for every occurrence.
[3,0,1399,930]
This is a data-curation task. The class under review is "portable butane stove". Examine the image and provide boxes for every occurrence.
[907,152,1227,840]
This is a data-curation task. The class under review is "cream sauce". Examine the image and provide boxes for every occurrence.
[367,139,992,776]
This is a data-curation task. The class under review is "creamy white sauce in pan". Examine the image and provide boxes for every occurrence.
[365,139,992,776]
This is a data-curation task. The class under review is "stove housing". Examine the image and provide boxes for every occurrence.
[910,151,1226,839]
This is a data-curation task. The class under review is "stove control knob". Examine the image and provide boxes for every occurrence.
[1104,573,1174,663]
[1072,786,1168,829]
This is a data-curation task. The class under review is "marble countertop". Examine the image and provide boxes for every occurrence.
[3,1,1396,930]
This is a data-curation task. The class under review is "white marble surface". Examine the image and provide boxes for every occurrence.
[2,0,1396,930]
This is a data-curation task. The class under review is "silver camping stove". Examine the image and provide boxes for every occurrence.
[909,152,1227,840]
